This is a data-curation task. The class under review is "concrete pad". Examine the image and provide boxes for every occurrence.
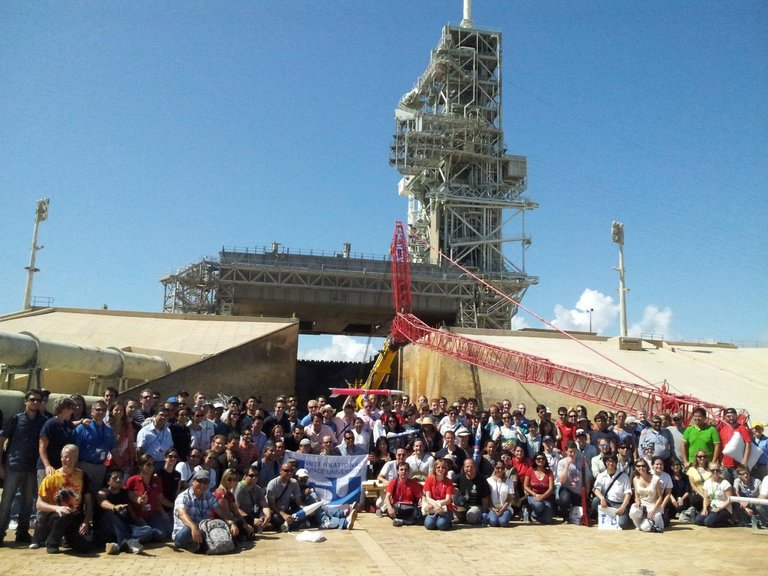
[2,514,765,575]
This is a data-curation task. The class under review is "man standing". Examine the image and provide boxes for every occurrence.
[36,444,93,554]
[718,407,752,485]
[37,396,77,484]
[666,413,687,462]
[682,407,721,468]
[136,407,174,472]
[640,415,673,462]
[0,390,47,546]
[72,399,115,495]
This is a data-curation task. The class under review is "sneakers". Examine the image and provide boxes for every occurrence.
[347,508,358,530]
[125,539,144,554]
[28,543,40,549]
[46,545,61,554]
[280,522,289,533]
[392,518,404,527]
[105,542,120,555]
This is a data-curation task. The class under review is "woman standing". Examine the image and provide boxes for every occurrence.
[524,453,555,524]
[108,401,136,479]
[422,460,454,531]
[629,460,664,532]
[487,462,515,527]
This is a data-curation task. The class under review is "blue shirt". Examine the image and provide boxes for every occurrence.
[73,420,115,464]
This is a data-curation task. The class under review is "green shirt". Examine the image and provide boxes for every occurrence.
[682,424,720,462]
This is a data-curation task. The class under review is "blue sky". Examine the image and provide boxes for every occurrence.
[1,1,766,361]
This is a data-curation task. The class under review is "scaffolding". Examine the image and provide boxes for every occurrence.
[390,23,538,330]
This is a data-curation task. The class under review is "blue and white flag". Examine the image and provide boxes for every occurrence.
[286,451,367,506]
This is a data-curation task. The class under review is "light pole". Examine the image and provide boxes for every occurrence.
[588,308,594,333]
[23,197,49,310]
[611,221,628,338]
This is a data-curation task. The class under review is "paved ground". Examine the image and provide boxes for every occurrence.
[1,514,765,575]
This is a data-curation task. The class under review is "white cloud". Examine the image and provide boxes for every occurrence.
[629,305,673,339]
[551,288,618,334]
[510,314,529,330]
[300,335,381,362]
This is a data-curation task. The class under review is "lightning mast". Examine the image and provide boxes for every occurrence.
[23,197,49,309]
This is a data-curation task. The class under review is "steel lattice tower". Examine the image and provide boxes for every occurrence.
[389,15,538,330]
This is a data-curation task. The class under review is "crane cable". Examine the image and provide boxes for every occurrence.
[408,229,658,389]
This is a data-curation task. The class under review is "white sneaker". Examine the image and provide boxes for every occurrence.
[28,543,40,550]
[125,539,144,554]
[347,508,358,530]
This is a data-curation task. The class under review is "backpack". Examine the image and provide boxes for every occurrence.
[199,518,235,555]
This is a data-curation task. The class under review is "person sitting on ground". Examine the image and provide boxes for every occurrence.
[487,460,515,527]
[213,468,249,540]
[35,444,94,554]
[455,458,491,526]
[422,459,454,531]
[98,468,162,555]
[265,462,302,532]
[591,454,632,529]
[384,462,423,527]
[296,469,357,530]
[555,441,584,520]
[524,453,556,524]
[694,462,734,528]
[663,458,692,521]
[234,464,271,534]
[172,469,237,553]
[629,459,664,532]
[732,465,761,526]
[125,454,174,540]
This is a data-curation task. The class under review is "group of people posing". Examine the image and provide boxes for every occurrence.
[1,387,767,556]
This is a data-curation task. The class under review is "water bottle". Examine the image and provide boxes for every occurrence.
[523,508,530,522]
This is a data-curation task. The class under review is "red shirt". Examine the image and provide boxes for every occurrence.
[125,474,164,519]
[718,422,752,468]
[526,468,553,495]
[386,476,423,505]
[423,475,455,511]
[556,421,575,450]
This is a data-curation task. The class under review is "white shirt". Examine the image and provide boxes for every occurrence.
[487,474,515,507]
[406,453,434,477]
[594,469,632,503]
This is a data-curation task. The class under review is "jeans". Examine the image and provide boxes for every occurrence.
[694,508,732,528]
[0,469,37,538]
[488,508,512,527]
[527,496,555,524]
[555,486,581,518]
[423,511,453,531]
[173,525,200,552]
[100,510,160,545]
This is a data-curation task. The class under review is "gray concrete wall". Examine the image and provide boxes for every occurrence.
[119,323,299,404]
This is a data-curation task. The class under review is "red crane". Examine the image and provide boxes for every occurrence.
[388,221,729,425]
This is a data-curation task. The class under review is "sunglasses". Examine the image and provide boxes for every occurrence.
[247,473,258,478]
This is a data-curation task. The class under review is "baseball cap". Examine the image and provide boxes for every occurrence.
[296,469,309,479]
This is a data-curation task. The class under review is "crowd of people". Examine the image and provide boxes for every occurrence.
[0,386,767,555]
